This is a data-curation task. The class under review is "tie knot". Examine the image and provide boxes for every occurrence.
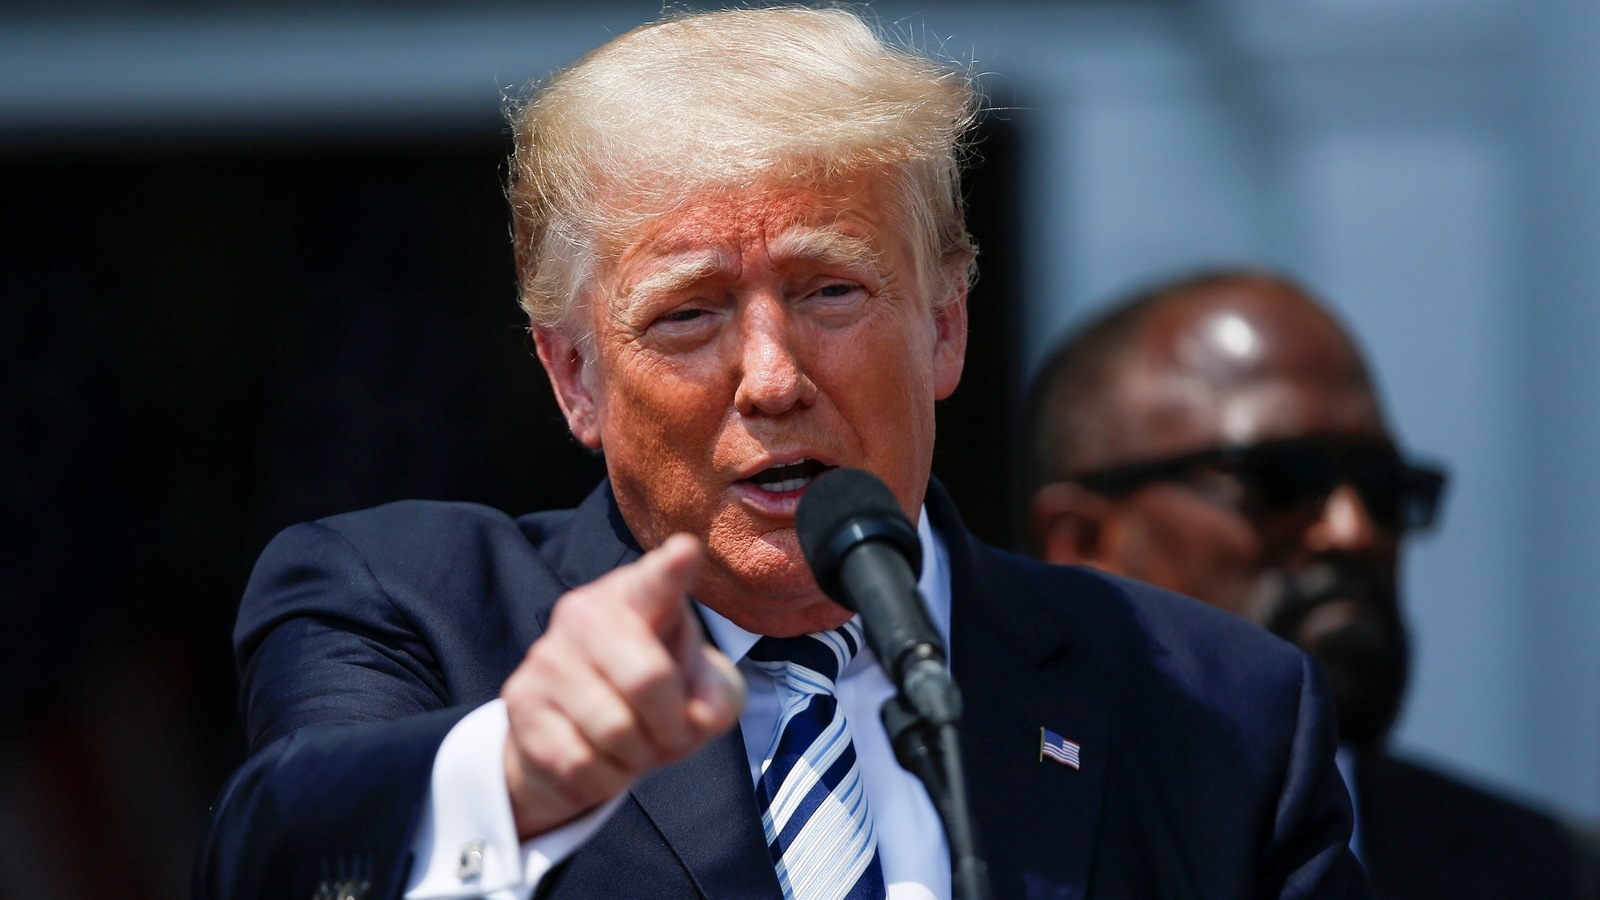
[747,620,865,689]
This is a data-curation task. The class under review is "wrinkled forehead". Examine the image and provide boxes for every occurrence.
[597,172,903,286]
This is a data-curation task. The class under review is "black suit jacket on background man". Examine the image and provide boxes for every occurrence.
[1355,750,1600,899]
[195,480,1368,899]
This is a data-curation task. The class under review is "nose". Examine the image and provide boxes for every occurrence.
[1303,482,1380,554]
[732,296,817,416]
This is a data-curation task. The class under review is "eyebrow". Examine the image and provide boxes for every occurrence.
[767,227,883,276]
[615,226,884,317]
[619,253,726,310]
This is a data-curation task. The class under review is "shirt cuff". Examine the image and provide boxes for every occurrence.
[404,699,627,899]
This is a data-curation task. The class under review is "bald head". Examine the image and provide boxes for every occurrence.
[1023,268,1418,748]
[1023,270,1385,496]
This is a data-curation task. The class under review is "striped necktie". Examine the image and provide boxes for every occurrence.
[747,621,887,900]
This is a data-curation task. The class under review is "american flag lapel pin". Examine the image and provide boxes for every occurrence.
[1039,727,1081,770]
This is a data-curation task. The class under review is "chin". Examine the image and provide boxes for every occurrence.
[756,600,857,639]
[700,580,852,638]
[708,526,811,588]
[1308,615,1409,748]
[698,538,853,636]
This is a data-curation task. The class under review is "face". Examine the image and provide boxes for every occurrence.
[1054,287,1409,746]
[535,172,966,637]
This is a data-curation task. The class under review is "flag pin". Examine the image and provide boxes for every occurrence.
[1039,727,1081,769]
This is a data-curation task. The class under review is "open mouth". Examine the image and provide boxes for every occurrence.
[747,458,834,493]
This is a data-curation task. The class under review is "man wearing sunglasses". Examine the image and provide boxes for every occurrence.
[1023,269,1598,899]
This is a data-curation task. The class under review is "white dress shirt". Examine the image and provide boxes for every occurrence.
[404,508,954,899]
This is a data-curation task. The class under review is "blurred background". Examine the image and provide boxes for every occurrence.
[3,0,1597,896]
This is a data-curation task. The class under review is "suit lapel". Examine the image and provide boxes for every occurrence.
[551,479,1111,896]
[631,727,783,899]
[550,482,780,898]
[928,481,1109,899]
[548,479,645,592]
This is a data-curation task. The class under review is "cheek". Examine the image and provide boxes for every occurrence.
[596,355,733,537]
[825,327,937,490]
[1131,496,1264,612]
[841,312,937,419]
[599,340,725,447]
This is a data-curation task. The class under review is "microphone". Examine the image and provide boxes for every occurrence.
[797,469,990,900]
[796,467,959,726]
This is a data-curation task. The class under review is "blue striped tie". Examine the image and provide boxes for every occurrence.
[747,621,887,900]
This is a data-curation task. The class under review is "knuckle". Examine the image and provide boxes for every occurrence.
[539,746,614,808]
[590,717,645,762]
[506,651,560,702]
[541,741,591,783]
[519,720,587,779]
[547,594,591,630]
[614,658,678,700]
[501,665,540,705]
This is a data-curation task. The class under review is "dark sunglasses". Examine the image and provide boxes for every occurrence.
[1067,437,1448,533]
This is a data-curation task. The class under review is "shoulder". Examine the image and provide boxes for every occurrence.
[973,543,1306,689]
[282,498,566,555]
[239,499,582,657]
[252,499,574,585]
[232,497,591,736]
[1365,751,1578,833]
[953,541,1361,894]
[1362,751,1600,894]
[964,541,1320,776]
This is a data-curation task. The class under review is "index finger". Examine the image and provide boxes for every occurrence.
[619,533,703,630]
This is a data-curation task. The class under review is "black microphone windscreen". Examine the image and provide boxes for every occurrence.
[797,468,901,555]
[796,468,922,603]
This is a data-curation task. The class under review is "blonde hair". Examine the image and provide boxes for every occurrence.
[507,5,978,335]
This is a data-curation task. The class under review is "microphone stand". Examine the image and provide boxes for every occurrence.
[880,666,991,900]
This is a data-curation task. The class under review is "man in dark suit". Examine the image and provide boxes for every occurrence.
[1023,269,1600,899]
[197,10,1367,899]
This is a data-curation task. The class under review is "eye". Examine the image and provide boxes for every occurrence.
[796,277,870,327]
[805,280,866,306]
[644,302,720,348]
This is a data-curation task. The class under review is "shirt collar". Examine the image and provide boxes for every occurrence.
[698,504,952,667]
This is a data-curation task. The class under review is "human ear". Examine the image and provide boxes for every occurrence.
[532,325,603,450]
[931,279,968,401]
[1030,481,1128,572]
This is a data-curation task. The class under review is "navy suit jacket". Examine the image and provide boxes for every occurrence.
[196,480,1369,899]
